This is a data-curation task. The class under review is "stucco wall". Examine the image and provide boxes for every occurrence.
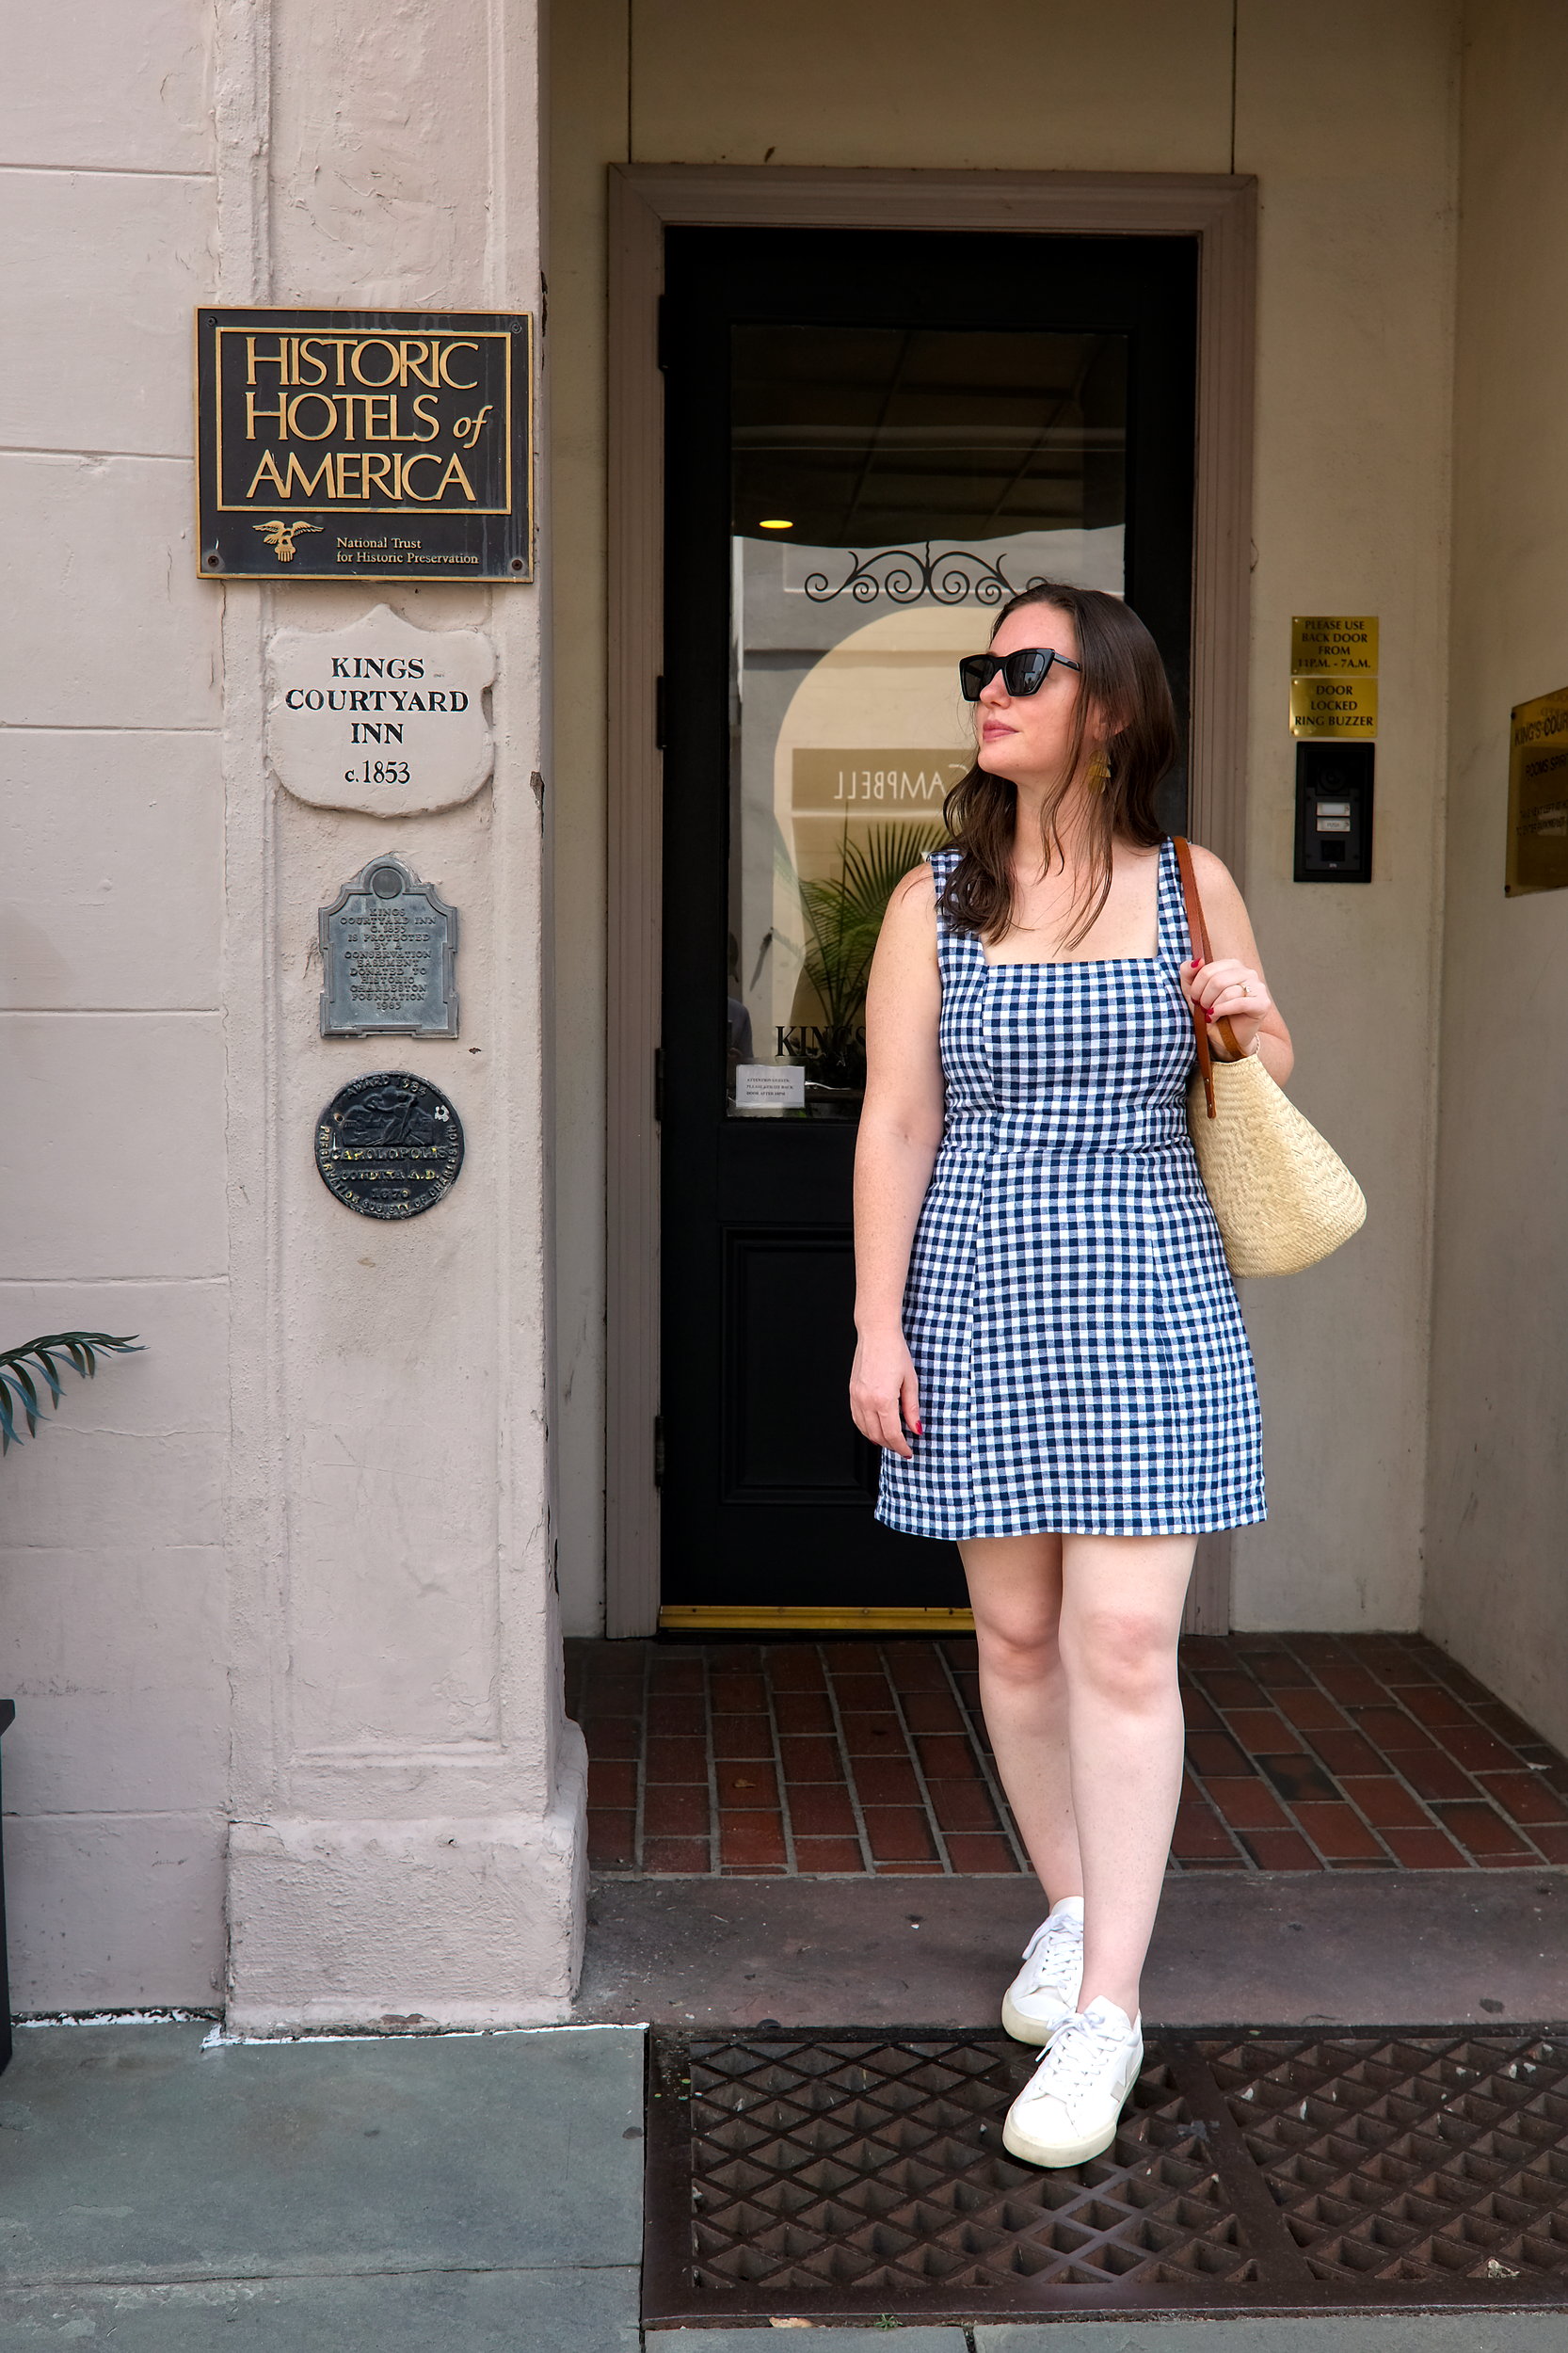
[548,0,1460,1636]
[1,0,580,2018]
[217,0,579,2032]
[0,0,228,2007]
[1231,3,1458,1629]
[1424,0,1568,1749]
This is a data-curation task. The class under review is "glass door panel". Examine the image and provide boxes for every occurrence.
[727,326,1128,1120]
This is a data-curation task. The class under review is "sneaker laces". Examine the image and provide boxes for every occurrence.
[1018,1913,1081,1998]
[1026,2006,1128,2105]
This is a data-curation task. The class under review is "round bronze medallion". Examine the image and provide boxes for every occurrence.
[314,1070,464,1220]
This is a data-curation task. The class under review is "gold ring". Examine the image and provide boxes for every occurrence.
[1240,984,1250,996]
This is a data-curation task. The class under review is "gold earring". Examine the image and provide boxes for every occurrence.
[1088,748,1111,793]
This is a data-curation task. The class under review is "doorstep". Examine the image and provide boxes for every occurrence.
[572,1867,1568,2032]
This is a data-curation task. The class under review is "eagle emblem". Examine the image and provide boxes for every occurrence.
[256,519,322,564]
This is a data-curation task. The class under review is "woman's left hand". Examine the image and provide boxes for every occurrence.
[1179,956,1272,1058]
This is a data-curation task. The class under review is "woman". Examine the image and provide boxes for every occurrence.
[850,582,1288,2169]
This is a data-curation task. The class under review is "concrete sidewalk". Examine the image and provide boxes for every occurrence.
[0,2020,644,2349]
[646,2329,1566,2350]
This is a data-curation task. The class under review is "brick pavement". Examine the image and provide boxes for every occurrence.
[567,1630,1568,1878]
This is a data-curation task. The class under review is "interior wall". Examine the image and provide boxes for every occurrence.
[548,0,1460,1636]
[1424,0,1568,1749]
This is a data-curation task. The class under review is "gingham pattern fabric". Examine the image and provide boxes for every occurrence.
[876,838,1265,1541]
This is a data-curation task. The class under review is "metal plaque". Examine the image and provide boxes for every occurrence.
[1290,615,1379,674]
[1288,673,1378,740]
[314,1072,464,1220]
[196,308,532,580]
[1290,616,1378,741]
[1506,685,1568,895]
[320,856,458,1038]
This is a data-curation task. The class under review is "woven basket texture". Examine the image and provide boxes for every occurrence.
[1186,1053,1367,1278]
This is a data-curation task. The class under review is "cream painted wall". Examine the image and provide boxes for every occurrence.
[1230,0,1458,1628]
[1,0,582,2019]
[1425,0,1568,1750]
[0,0,228,2006]
[218,0,582,2032]
[548,0,1460,1636]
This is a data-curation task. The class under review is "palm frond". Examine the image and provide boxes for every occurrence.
[0,1333,141,1455]
[797,822,948,1031]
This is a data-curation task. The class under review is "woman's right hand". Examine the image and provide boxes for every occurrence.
[850,1329,921,1459]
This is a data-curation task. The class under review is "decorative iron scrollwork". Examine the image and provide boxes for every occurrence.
[801,541,1046,607]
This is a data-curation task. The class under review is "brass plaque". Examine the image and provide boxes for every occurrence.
[1506,687,1568,896]
[1291,615,1379,674]
[195,308,532,580]
[792,748,970,813]
[1289,674,1379,741]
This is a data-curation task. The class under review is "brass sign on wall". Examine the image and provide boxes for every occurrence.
[1290,616,1379,676]
[1506,687,1568,896]
[195,309,532,581]
[1290,615,1379,739]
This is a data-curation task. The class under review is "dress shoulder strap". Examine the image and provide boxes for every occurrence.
[923,847,978,981]
[1154,834,1188,962]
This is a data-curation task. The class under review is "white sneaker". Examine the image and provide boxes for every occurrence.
[1000,1897,1084,2044]
[1001,1996,1144,2169]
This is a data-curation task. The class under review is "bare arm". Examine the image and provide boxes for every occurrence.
[1178,845,1294,1088]
[850,863,946,1459]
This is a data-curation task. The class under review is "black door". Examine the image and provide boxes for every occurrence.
[660,227,1197,1622]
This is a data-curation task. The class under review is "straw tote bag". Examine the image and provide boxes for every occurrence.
[1173,836,1366,1278]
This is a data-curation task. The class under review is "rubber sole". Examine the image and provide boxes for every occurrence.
[1000,2109,1122,2169]
[1000,1990,1070,2046]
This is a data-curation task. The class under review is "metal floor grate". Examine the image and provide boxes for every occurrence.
[642,2027,1568,2322]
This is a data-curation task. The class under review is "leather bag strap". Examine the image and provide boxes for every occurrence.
[1173,835,1246,1119]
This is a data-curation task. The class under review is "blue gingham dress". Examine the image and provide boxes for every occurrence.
[876,839,1265,1541]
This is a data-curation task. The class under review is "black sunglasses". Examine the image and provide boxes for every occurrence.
[958,647,1081,700]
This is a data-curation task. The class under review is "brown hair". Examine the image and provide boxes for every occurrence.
[937,583,1178,950]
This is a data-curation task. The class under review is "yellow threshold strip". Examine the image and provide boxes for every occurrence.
[658,1604,975,1634]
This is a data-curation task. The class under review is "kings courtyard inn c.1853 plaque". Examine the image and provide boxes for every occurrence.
[196,310,532,580]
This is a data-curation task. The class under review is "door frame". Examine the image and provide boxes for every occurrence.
[606,165,1257,1639]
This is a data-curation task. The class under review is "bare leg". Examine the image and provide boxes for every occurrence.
[958,1533,1080,1902]
[1057,1533,1195,2020]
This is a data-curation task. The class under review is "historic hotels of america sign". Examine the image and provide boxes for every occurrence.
[196,309,532,581]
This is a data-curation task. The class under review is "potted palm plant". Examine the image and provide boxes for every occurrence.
[793,820,947,1101]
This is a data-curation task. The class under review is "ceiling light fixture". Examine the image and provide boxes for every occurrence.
[759,519,793,531]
